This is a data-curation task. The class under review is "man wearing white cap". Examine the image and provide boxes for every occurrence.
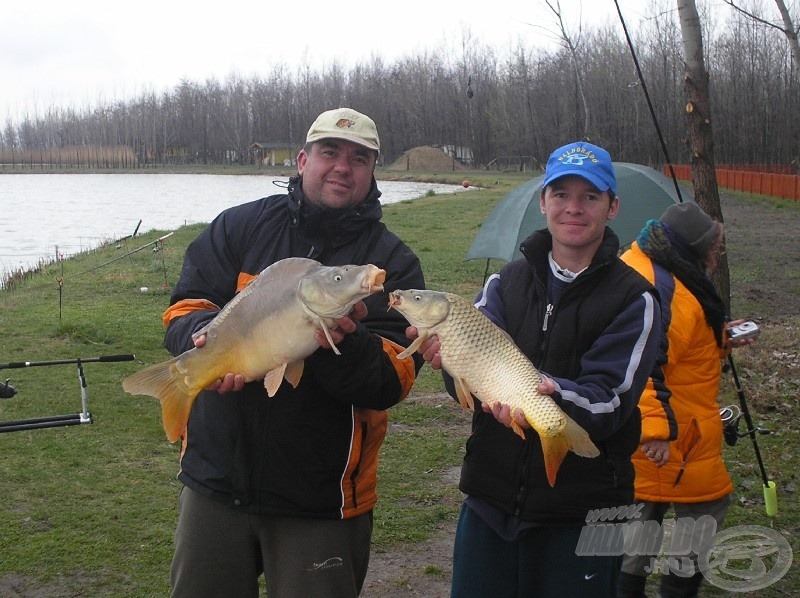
[163,108,425,597]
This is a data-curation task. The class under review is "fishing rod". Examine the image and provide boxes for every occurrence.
[0,354,135,369]
[0,354,134,433]
[612,0,685,204]
[725,354,777,517]
[72,232,174,278]
[613,2,777,517]
[57,232,174,318]
[113,219,143,248]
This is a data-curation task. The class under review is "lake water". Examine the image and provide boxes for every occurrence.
[0,173,468,277]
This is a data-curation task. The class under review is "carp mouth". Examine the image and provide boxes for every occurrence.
[387,290,402,309]
[367,267,387,293]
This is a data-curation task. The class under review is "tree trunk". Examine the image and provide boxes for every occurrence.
[774,0,800,70]
[677,0,731,313]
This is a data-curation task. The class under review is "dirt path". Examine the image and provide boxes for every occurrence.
[362,528,455,597]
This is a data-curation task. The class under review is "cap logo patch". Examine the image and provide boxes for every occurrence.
[559,147,599,167]
[335,118,356,130]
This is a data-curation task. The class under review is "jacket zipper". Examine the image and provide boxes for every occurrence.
[604,449,619,488]
[542,303,554,332]
[514,437,533,516]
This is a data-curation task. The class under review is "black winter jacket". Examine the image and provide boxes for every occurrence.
[162,176,424,518]
[458,228,661,524]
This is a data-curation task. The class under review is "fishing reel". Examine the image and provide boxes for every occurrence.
[720,404,771,447]
[0,378,17,399]
[720,405,742,446]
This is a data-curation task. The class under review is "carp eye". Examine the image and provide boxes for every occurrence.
[413,294,423,301]
[334,275,342,282]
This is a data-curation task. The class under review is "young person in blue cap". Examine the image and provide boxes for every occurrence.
[406,141,665,597]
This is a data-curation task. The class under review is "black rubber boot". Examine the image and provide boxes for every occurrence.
[659,571,704,598]
[616,571,647,598]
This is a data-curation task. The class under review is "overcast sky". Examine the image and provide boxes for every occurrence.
[1,0,653,121]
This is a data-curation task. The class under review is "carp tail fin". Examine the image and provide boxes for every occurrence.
[539,433,571,488]
[122,359,196,443]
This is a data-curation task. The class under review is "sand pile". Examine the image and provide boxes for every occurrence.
[387,146,467,171]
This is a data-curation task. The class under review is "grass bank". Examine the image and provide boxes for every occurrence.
[0,173,797,596]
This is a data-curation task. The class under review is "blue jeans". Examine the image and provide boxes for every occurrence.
[451,502,622,598]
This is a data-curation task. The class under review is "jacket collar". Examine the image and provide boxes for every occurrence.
[521,227,620,282]
[286,175,383,249]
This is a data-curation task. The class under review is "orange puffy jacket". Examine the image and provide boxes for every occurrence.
[622,243,733,503]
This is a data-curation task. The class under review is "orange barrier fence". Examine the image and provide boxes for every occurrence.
[667,164,800,201]
[717,164,796,174]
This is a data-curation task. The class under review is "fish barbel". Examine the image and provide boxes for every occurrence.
[389,289,599,487]
[123,257,386,442]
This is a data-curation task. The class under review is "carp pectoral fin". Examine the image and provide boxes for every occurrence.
[565,415,600,458]
[264,364,288,397]
[509,414,527,440]
[284,360,305,389]
[540,433,571,488]
[397,332,428,360]
[453,377,475,411]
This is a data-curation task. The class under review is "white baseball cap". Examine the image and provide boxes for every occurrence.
[305,108,380,154]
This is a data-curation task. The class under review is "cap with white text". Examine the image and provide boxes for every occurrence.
[542,141,617,196]
[305,108,380,154]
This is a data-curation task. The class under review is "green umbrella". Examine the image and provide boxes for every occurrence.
[466,162,691,263]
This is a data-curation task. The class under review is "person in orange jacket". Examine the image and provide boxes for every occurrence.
[617,201,754,598]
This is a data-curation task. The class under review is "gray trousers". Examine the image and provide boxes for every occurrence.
[620,495,730,578]
[170,486,373,598]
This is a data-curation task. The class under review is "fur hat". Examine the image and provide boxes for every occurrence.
[659,202,718,257]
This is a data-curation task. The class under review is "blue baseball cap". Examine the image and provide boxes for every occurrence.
[542,142,617,196]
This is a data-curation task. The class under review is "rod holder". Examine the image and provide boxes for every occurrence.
[0,354,134,433]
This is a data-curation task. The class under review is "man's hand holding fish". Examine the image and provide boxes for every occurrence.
[481,374,556,431]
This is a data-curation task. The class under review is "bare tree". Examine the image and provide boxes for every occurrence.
[2,6,799,173]
[541,0,593,139]
[723,0,800,71]
[677,0,730,310]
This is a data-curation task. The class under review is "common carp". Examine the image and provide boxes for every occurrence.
[389,289,599,487]
[123,257,386,442]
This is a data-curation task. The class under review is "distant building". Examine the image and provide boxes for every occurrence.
[439,144,474,166]
[249,142,296,167]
